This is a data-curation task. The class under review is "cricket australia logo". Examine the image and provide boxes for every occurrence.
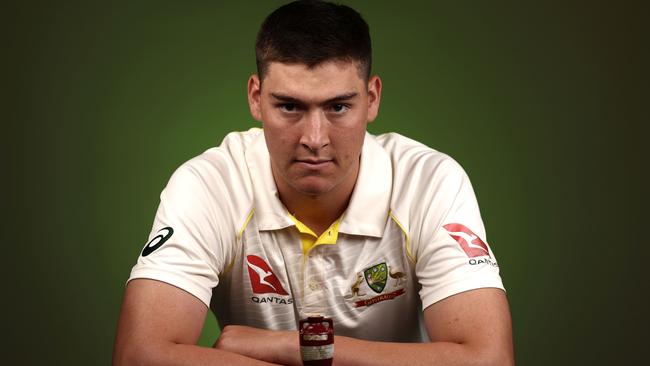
[345,261,406,307]
[364,262,388,293]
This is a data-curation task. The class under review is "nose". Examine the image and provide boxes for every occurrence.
[299,111,329,152]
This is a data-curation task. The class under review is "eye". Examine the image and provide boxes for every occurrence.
[330,104,350,113]
[277,103,298,113]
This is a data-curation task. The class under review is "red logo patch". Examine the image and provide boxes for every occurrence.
[246,255,289,295]
[443,223,490,258]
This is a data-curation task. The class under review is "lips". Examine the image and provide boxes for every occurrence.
[295,158,334,169]
[297,159,332,164]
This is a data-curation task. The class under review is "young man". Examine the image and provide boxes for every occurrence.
[113,1,513,365]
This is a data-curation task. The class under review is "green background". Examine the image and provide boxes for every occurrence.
[5,1,646,364]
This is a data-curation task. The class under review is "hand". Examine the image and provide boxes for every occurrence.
[214,325,302,366]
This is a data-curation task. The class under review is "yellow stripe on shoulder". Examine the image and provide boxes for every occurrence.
[389,211,416,264]
[237,208,256,240]
[223,208,256,276]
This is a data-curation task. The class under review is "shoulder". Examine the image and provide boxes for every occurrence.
[181,128,261,177]
[173,128,261,188]
[375,132,472,233]
[373,132,467,189]
[161,128,261,230]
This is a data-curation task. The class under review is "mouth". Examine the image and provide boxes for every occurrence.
[295,159,334,168]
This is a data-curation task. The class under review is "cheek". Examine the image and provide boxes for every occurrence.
[264,127,295,160]
[334,127,366,163]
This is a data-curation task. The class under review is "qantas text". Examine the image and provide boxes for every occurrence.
[251,296,294,305]
[469,257,499,267]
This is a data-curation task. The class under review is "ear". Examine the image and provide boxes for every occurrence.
[247,74,262,121]
[366,75,382,123]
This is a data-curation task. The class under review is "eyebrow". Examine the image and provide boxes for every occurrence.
[270,92,359,105]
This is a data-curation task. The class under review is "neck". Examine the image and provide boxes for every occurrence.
[274,166,359,236]
[283,191,351,236]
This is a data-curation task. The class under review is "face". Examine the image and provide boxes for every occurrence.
[247,60,382,199]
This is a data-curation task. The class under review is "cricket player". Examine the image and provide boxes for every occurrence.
[113,1,514,365]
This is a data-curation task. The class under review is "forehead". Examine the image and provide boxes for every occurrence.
[262,61,366,101]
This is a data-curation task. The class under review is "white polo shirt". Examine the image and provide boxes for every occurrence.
[129,128,504,342]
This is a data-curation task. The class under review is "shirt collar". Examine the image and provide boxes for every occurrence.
[245,129,392,237]
[244,129,295,231]
[338,132,392,237]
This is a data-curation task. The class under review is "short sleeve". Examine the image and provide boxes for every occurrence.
[415,158,504,310]
[128,163,225,307]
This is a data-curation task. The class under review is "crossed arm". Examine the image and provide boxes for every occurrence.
[113,279,514,366]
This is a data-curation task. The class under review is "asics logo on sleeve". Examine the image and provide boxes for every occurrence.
[443,223,490,258]
[246,255,289,295]
[141,227,174,257]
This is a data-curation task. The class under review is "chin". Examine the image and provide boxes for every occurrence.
[292,179,333,197]
[296,185,330,197]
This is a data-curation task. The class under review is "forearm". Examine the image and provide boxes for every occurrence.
[114,342,280,366]
[212,326,509,366]
[332,336,510,366]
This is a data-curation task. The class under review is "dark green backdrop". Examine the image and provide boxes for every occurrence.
[6,1,646,364]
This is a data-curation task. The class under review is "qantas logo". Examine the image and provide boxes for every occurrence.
[246,255,289,295]
[443,223,490,258]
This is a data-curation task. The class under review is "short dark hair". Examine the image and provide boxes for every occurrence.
[255,0,372,82]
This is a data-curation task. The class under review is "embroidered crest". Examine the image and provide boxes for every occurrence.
[364,262,388,294]
[344,262,407,307]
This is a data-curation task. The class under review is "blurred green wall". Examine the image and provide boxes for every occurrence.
[5,1,646,364]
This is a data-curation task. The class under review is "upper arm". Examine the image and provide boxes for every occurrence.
[423,288,514,364]
[113,279,208,364]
